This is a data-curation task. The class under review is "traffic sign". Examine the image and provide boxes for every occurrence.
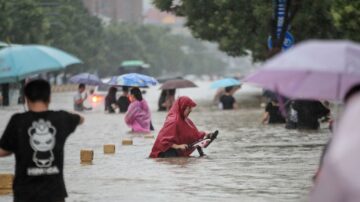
[267,31,294,51]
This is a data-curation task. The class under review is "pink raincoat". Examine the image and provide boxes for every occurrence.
[125,100,151,133]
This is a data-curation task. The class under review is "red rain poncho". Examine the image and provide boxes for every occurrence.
[149,96,205,158]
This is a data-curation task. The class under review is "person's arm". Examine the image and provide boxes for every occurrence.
[233,102,238,109]
[232,97,238,109]
[171,144,188,150]
[163,98,174,111]
[75,93,87,104]
[75,99,83,105]
[0,115,17,156]
[213,89,224,104]
[67,111,84,125]
[262,103,272,124]
[62,111,84,137]
[161,99,168,108]
[0,148,12,157]
[125,103,138,124]
[262,112,269,124]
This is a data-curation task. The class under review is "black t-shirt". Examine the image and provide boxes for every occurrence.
[0,110,80,201]
[117,95,130,113]
[292,100,330,130]
[265,102,286,124]
[220,95,235,110]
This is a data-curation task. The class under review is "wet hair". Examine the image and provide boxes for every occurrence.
[225,86,233,93]
[168,89,176,96]
[160,90,167,97]
[130,87,143,101]
[79,83,85,89]
[24,79,51,103]
[122,86,129,93]
[344,84,360,103]
[108,86,117,96]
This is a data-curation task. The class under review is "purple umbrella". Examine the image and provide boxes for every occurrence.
[309,95,360,202]
[69,73,102,85]
[244,40,360,102]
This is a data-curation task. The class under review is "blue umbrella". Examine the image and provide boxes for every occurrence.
[108,73,158,87]
[210,78,241,89]
[0,45,82,84]
[69,73,102,85]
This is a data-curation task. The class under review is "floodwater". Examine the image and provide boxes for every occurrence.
[0,81,329,202]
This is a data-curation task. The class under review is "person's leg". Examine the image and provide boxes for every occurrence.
[1,83,9,106]
[158,148,178,158]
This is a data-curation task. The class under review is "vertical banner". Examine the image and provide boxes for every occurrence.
[268,0,294,51]
[276,0,286,39]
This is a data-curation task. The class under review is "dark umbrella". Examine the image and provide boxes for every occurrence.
[160,79,197,90]
[156,75,183,83]
[69,73,102,85]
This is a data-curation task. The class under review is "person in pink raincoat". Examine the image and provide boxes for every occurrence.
[310,84,360,202]
[125,87,151,133]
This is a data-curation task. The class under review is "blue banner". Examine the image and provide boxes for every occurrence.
[267,0,294,51]
[276,0,287,38]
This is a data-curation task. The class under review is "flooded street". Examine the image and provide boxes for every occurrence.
[0,82,330,202]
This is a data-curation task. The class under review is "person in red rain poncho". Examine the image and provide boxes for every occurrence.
[150,96,207,158]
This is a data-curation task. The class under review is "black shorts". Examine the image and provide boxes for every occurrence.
[158,148,178,158]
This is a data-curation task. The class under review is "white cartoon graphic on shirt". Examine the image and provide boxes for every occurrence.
[28,119,56,168]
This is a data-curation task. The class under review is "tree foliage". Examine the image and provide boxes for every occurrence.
[0,0,49,43]
[44,0,105,73]
[153,0,358,61]
[101,23,225,76]
[0,0,225,78]
[331,0,360,41]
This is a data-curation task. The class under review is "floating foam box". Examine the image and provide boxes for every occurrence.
[144,134,154,139]
[122,138,133,145]
[0,174,13,195]
[80,149,94,164]
[103,144,115,154]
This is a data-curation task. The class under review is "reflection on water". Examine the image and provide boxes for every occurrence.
[0,83,330,202]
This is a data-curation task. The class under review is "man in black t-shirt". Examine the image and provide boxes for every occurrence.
[0,79,84,202]
[262,100,286,124]
[219,86,237,110]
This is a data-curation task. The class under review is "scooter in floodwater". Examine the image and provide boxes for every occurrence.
[189,130,219,157]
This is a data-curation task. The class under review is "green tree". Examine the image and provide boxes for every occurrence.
[331,0,360,41]
[100,23,225,76]
[100,23,146,76]
[0,0,49,44]
[0,0,226,78]
[44,0,105,73]
[153,0,340,61]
